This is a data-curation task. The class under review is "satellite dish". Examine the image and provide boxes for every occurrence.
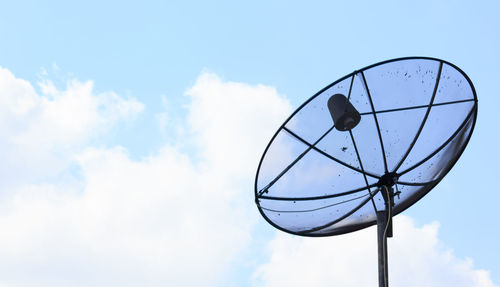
[254,57,477,286]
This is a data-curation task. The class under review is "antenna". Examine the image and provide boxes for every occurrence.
[254,57,477,287]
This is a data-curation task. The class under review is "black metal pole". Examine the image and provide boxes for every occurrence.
[377,185,393,287]
[377,210,388,287]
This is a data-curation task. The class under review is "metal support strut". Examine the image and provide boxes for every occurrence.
[377,185,394,287]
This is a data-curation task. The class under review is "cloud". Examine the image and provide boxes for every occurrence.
[0,70,292,286]
[0,68,496,287]
[186,72,292,180]
[0,67,144,188]
[253,215,497,287]
[0,146,250,286]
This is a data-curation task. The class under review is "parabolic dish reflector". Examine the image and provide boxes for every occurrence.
[255,57,477,236]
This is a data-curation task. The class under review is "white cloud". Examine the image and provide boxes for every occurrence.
[0,71,292,286]
[0,68,496,287]
[0,67,144,187]
[253,215,497,287]
[186,72,292,181]
[0,146,250,286]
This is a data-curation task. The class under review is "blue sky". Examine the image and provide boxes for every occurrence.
[0,0,499,286]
